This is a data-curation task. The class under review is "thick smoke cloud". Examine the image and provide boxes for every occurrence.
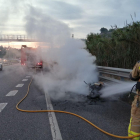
[25,6,70,47]
[35,39,98,100]
[25,6,98,100]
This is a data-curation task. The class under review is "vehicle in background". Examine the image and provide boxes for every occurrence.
[21,45,43,70]
[0,63,2,71]
[0,58,7,64]
[3,59,7,62]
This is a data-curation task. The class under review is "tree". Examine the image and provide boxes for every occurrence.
[100,27,108,33]
[0,46,6,58]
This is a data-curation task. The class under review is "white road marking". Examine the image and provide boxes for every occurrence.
[22,79,28,81]
[0,103,8,112]
[6,90,18,96]
[26,76,30,78]
[45,92,63,140]
[16,84,24,87]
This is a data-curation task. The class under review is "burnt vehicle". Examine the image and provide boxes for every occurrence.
[84,81,104,104]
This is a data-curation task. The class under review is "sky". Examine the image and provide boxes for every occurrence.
[0,0,140,41]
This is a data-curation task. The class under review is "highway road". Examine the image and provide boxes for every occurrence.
[0,64,131,140]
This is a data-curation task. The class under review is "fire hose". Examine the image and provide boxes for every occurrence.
[16,78,140,139]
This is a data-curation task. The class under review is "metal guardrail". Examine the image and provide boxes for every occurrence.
[97,66,132,82]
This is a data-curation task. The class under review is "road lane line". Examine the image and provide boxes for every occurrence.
[45,92,63,140]
[22,79,28,81]
[16,84,24,87]
[6,90,18,96]
[0,103,8,112]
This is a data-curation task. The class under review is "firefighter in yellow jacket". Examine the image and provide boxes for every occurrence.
[129,61,140,140]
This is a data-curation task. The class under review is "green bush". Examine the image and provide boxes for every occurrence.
[86,21,140,69]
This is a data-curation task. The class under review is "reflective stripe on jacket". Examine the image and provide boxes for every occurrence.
[128,118,140,140]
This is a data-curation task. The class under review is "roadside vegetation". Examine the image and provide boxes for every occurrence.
[0,46,6,58]
[86,21,140,69]
[0,46,20,59]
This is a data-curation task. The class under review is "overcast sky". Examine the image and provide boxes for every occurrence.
[0,0,140,39]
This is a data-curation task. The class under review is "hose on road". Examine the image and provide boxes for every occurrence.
[16,78,140,139]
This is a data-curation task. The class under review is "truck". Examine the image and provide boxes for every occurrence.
[21,45,43,70]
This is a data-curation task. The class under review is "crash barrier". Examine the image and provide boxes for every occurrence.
[97,66,132,82]
[16,78,140,139]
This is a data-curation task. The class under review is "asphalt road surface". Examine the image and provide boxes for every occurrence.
[0,64,131,140]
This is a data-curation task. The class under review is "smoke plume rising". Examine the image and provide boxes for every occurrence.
[24,6,98,100]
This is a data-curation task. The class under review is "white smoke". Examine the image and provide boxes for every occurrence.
[25,6,70,47]
[35,40,98,100]
[24,6,98,100]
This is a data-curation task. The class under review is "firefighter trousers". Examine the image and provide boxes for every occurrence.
[128,95,140,140]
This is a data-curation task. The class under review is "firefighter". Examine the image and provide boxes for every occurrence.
[129,61,140,140]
